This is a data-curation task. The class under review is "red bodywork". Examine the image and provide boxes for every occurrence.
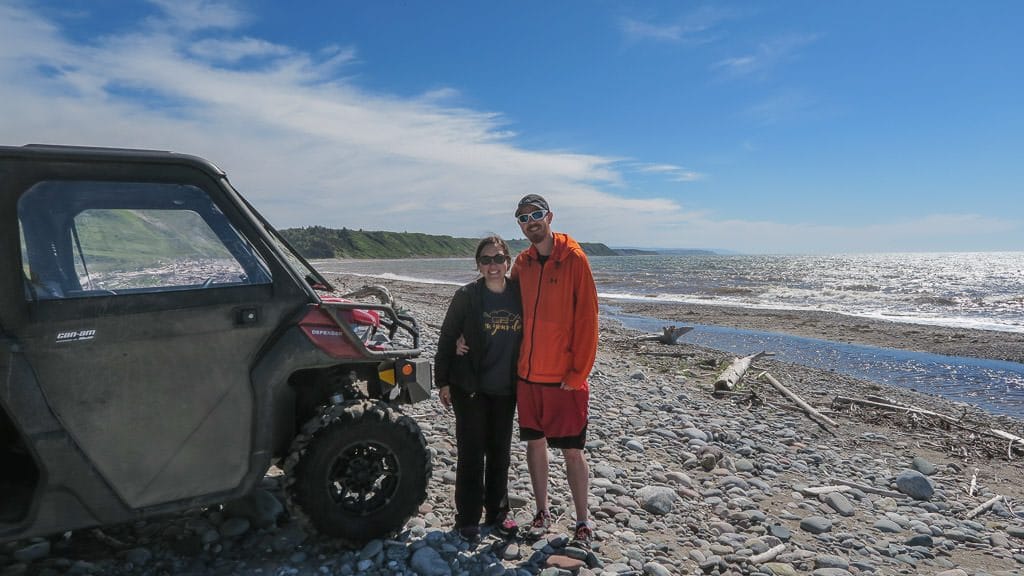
[298,298,383,358]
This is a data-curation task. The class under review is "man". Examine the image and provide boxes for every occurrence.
[510,194,599,548]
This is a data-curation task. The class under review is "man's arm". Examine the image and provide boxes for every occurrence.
[563,255,599,391]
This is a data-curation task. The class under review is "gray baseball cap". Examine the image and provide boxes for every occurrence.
[516,194,549,213]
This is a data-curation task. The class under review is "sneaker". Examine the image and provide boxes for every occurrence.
[457,524,480,542]
[570,522,593,549]
[494,516,519,539]
[530,509,552,531]
[524,509,551,540]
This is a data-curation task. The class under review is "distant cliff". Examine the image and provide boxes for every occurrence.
[280,226,620,259]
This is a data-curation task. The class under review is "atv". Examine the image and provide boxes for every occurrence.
[0,144,432,544]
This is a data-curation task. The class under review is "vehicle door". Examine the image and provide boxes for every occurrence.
[12,164,290,509]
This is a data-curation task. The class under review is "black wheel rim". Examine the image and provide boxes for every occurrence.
[326,441,400,515]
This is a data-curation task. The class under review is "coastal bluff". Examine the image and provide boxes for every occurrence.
[3,275,1021,576]
[280,225,631,259]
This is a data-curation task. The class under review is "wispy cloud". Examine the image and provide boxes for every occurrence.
[187,37,297,64]
[713,33,819,79]
[145,0,247,32]
[636,163,705,182]
[619,5,734,45]
[621,19,690,43]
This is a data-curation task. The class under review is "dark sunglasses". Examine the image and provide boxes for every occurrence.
[516,209,548,224]
[477,254,509,265]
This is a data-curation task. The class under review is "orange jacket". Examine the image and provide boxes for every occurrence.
[511,233,598,391]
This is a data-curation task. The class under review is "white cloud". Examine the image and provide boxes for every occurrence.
[637,163,705,182]
[621,18,688,43]
[145,0,247,32]
[187,37,296,63]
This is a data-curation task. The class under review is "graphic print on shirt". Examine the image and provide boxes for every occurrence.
[483,309,522,337]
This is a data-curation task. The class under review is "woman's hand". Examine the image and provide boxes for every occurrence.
[438,386,452,410]
[455,335,469,356]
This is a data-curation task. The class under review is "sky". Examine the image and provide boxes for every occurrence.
[2,1,1022,254]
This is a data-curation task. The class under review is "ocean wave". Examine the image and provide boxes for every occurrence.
[912,295,959,306]
[328,271,462,286]
[837,284,882,292]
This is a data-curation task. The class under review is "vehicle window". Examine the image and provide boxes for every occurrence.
[18,181,272,300]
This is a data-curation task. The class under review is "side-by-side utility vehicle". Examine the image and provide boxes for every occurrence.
[0,144,432,544]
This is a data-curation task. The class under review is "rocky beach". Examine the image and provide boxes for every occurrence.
[3,274,1023,576]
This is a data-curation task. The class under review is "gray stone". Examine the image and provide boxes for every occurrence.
[636,486,677,515]
[911,456,937,475]
[124,547,152,567]
[1006,525,1024,538]
[821,492,855,517]
[410,546,452,576]
[219,517,251,538]
[624,439,644,452]
[894,470,934,500]
[360,539,385,560]
[868,512,901,532]
[13,541,50,563]
[811,569,853,576]
[763,562,800,576]
[990,531,1010,548]
[905,534,933,547]
[769,524,792,541]
[642,561,672,576]
[222,488,284,529]
[800,516,833,534]
[814,554,850,569]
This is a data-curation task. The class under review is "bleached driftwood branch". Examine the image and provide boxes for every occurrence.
[714,352,767,394]
[833,396,960,424]
[760,371,838,430]
[748,543,786,564]
[990,428,1024,459]
[637,351,696,358]
[636,325,693,344]
[966,495,1004,519]
[798,485,852,496]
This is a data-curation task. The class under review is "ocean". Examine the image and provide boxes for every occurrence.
[312,252,1024,418]
[315,251,1024,333]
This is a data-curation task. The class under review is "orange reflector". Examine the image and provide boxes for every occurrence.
[401,363,414,376]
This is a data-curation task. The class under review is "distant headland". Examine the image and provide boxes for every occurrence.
[279,226,717,259]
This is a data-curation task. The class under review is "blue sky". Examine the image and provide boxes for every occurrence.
[2,0,1021,254]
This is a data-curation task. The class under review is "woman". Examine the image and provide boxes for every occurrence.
[434,235,522,541]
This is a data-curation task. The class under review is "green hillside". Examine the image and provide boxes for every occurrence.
[280,226,619,259]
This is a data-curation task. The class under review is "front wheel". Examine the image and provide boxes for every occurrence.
[288,400,430,542]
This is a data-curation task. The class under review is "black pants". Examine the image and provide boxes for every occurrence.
[450,388,516,528]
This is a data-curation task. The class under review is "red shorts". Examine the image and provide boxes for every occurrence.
[517,379,588,449]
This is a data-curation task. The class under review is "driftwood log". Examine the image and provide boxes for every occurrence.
[991,429,1024,459]
[636,325,693,344]
[760,371,838,430]
[714,352,767,393]
[748,543,786,564]
[966,495,1004,519]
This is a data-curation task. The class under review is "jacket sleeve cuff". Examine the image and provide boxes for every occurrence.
[563,372,587,391]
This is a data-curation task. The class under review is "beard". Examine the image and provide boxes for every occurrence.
[524,223,549,244]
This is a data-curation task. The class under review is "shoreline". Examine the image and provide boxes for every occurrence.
[607,299,1024,365]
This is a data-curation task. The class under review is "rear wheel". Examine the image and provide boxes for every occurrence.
[288,400,430,542]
